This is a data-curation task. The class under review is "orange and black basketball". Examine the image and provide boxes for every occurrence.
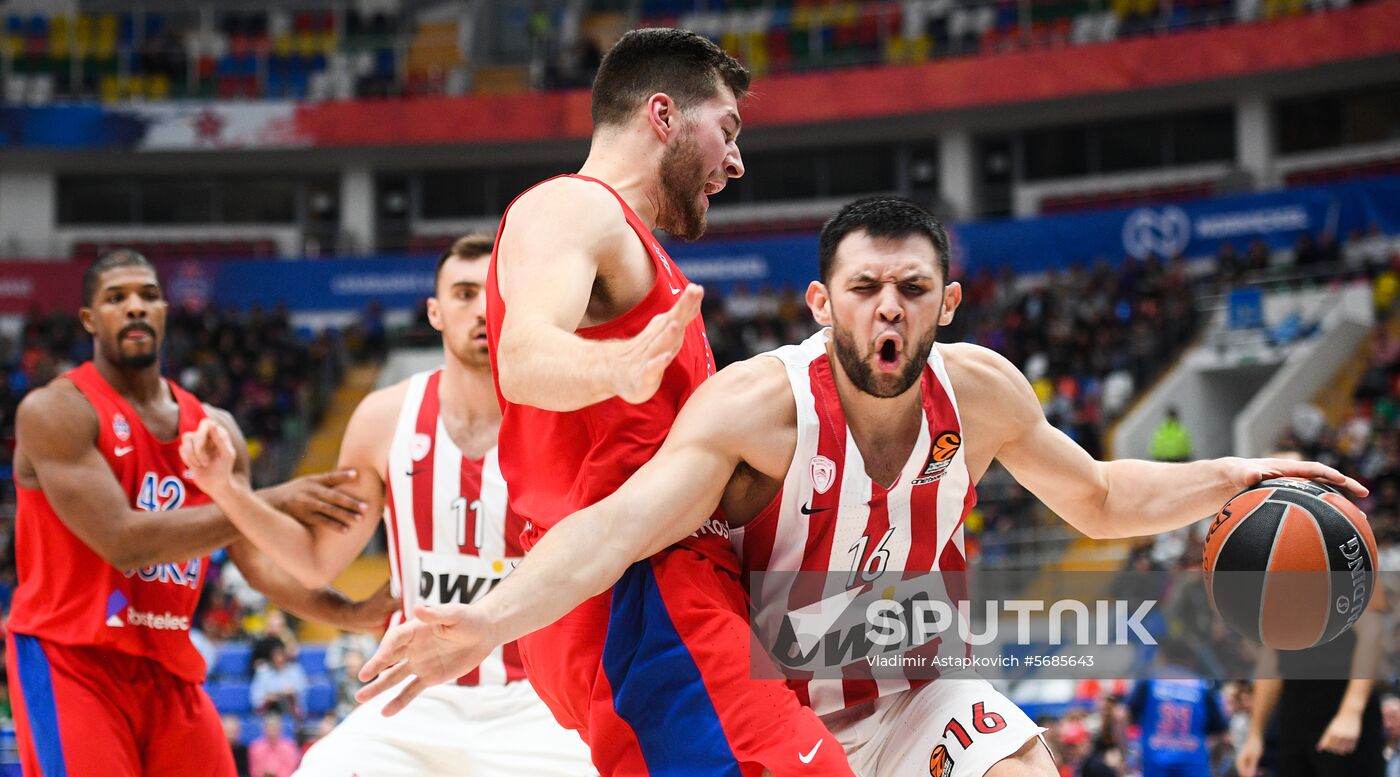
[1202,477,1377,650]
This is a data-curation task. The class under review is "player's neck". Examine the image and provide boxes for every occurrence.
[437,354,500,456]
[93,354,166,405]
[828,352,924,470]
[578,139,661,229]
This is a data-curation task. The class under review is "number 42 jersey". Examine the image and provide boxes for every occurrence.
[9,362,212,683]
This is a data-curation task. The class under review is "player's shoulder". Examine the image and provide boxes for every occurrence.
[708,354,790,395]
[939,342,1024,391]
[17,377,95,430]
[688,356,794,429]
[939,342,1041,426]
[508,176,626,226]
[344,379,412,445]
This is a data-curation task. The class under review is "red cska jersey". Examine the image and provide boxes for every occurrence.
[8,362,213,683]
[485,174,731,564]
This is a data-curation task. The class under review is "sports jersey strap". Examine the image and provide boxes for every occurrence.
[561,174,673,281]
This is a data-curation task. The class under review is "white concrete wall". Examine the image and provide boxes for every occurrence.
[1236,94,1275,188]
[1234,284,1375,457]
[1112,283,1374,461]
[340,163,376,255]
[0,170,57,258]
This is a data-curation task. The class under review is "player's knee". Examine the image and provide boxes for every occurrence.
[983,735,1057,777]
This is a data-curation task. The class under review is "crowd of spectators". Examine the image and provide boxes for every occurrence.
[1,0,1357,105]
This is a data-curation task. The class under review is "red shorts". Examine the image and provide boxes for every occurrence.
[518,547,853,776]
[6,632,235,777]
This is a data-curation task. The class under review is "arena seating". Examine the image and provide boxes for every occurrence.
[1284,155,1400,186]
[1038,179,1216,214]
[0,0,1346,103]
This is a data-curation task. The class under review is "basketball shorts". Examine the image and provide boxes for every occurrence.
[6,632,236,777]
[823,675,1047,777]
[517,546,853,776]
[295,678,594,776]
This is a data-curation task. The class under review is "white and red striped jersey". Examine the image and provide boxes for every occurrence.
[732,329,974,716]
[383,368,527,686]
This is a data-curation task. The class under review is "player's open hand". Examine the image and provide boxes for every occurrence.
[180,418,237,496]
[259,469,366,533]
[611,284,703,404]
[1223,457,1368,498]
[356,603,498,716]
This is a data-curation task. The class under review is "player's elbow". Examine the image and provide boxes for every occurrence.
[1064,506,1116,540]
[104,539,159,572]
[295,566,337,590]
[495,360,528,405]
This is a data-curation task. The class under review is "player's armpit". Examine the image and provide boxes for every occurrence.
[16,385,241,569]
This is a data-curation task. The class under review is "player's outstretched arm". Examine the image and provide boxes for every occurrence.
[17,384,242,569]
[182,400,384,589]
[356,358,788,715]
[228,541,399,635]
[495,178,703,410]
[956,345,1365,539]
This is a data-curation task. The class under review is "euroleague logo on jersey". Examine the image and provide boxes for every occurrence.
[113,413,131,442]
[929,744,954,777]
[912,432,961,485]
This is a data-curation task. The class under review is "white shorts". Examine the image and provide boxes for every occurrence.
[294,680,595,777]
[822,675,1048,777]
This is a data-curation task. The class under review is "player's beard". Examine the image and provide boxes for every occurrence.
[115,322,159,369]
[656,126,710,242]
[830,318,936,399]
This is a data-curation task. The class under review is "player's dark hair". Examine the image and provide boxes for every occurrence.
[591,28,750,129]
[82,248,157,306]
[818,197,950,285]
[434,233,494,288]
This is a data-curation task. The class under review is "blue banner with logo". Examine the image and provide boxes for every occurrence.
[173,255,438,313]
[187,176,1399,314]
[948,177,1400,274]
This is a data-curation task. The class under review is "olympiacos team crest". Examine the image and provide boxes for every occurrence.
[810,455,835,494]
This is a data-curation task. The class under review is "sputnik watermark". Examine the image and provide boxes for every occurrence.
[863,598,1158,648]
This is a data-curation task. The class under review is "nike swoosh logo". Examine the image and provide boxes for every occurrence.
[800,502,831,515]
[670,286,682,295]
[405,468,427,478]
[799,739,823,764]
[114,446,134,457]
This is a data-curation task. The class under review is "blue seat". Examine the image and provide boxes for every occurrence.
[307,683,335,716]
[213,642,253,679]
[297,644,328,677]
[208,681,252,715]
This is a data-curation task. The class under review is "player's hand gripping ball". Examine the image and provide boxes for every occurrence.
[1203,477,1377,649]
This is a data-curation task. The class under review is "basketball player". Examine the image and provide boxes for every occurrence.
[359,197,1367,776]
[180,235,594,776]
[484,26,849,776]
[7,249,398,777]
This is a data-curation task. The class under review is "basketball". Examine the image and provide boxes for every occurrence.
[1203,477,1378,650]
